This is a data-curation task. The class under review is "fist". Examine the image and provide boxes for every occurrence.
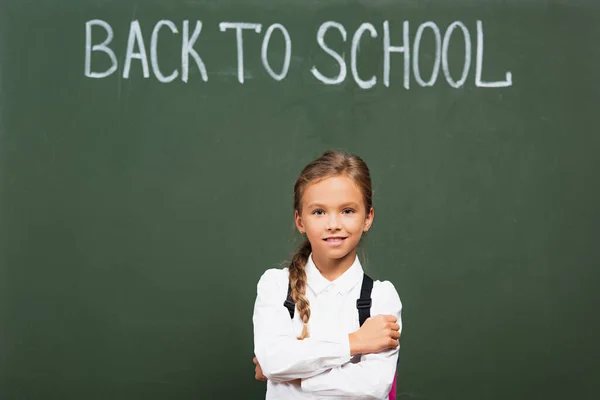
[253,357,267,381]
[350,314,400,355]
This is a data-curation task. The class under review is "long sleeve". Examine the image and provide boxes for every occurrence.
[300,280,403,399]
[253,269,353,383]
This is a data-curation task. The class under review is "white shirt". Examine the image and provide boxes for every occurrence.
[253,254,403,399]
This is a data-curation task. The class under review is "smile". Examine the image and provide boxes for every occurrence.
[323,237,347,246]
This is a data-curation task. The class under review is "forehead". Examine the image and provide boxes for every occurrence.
[301,175,364,206]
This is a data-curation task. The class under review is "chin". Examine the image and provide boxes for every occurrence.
[324,248,354,259]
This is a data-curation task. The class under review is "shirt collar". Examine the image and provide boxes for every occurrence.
[305,253,364,295]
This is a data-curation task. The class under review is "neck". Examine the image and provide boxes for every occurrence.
[312,249,357,281]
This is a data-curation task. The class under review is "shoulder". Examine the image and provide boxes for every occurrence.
[372,279,401,299]
[256,267,290,294]
[370,278,403,317]
[253,268,291,317]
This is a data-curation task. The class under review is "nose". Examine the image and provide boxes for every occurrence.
[327,214,341,231]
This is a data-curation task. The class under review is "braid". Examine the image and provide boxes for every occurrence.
[288,239,312,340]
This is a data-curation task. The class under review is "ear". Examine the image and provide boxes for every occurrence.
[294,210,305,235]
[364,207,374,232]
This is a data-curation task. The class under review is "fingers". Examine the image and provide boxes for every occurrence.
[254,357,268,382]
[388,323,400,331]
[255,372,267,381]
[255,366,268,381]
[390,330,401,340]
[383,315,398,323]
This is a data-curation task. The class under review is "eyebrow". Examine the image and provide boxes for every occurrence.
[306,202,360,209]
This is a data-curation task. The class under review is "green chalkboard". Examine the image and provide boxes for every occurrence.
[1,0,599,399]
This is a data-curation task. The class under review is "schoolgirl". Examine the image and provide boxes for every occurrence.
[253,150,402,399]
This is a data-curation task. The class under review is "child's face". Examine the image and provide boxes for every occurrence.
[295,175,374,264]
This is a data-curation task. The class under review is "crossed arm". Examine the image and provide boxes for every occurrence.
[252,269,402,398]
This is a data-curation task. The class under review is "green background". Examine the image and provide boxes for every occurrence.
[1,0,599,399]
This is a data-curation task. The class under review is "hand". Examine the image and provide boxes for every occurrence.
[349,314,400,355]
[253,356,301,385]
[253,357,267,381]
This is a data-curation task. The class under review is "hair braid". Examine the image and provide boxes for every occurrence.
[288,239,312,340]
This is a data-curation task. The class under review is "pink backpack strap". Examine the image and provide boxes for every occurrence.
[388,372,397,400]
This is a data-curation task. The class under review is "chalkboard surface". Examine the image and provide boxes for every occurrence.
[1,1,599,399]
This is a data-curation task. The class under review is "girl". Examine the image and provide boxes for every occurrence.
[252,150,402,399]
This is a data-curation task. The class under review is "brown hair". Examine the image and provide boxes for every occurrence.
[289,150,373,340]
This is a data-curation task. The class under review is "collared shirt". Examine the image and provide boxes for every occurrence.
[253,254,403,399]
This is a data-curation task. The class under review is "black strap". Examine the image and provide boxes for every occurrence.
[357,274,373,327]
[284,273,374,326]
[284,282,295,319]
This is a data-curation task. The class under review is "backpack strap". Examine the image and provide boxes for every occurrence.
[283,282,295,319]
[356,274,373,327]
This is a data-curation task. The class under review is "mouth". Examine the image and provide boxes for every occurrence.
[323,236,347,246]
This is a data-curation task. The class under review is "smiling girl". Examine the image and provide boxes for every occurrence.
[252,150,402,399]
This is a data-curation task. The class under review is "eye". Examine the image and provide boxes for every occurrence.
[342,209,355,214]
[312,209,325,215]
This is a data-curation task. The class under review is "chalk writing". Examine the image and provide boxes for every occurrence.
[261,23,292,81]
[84,19,513,88]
